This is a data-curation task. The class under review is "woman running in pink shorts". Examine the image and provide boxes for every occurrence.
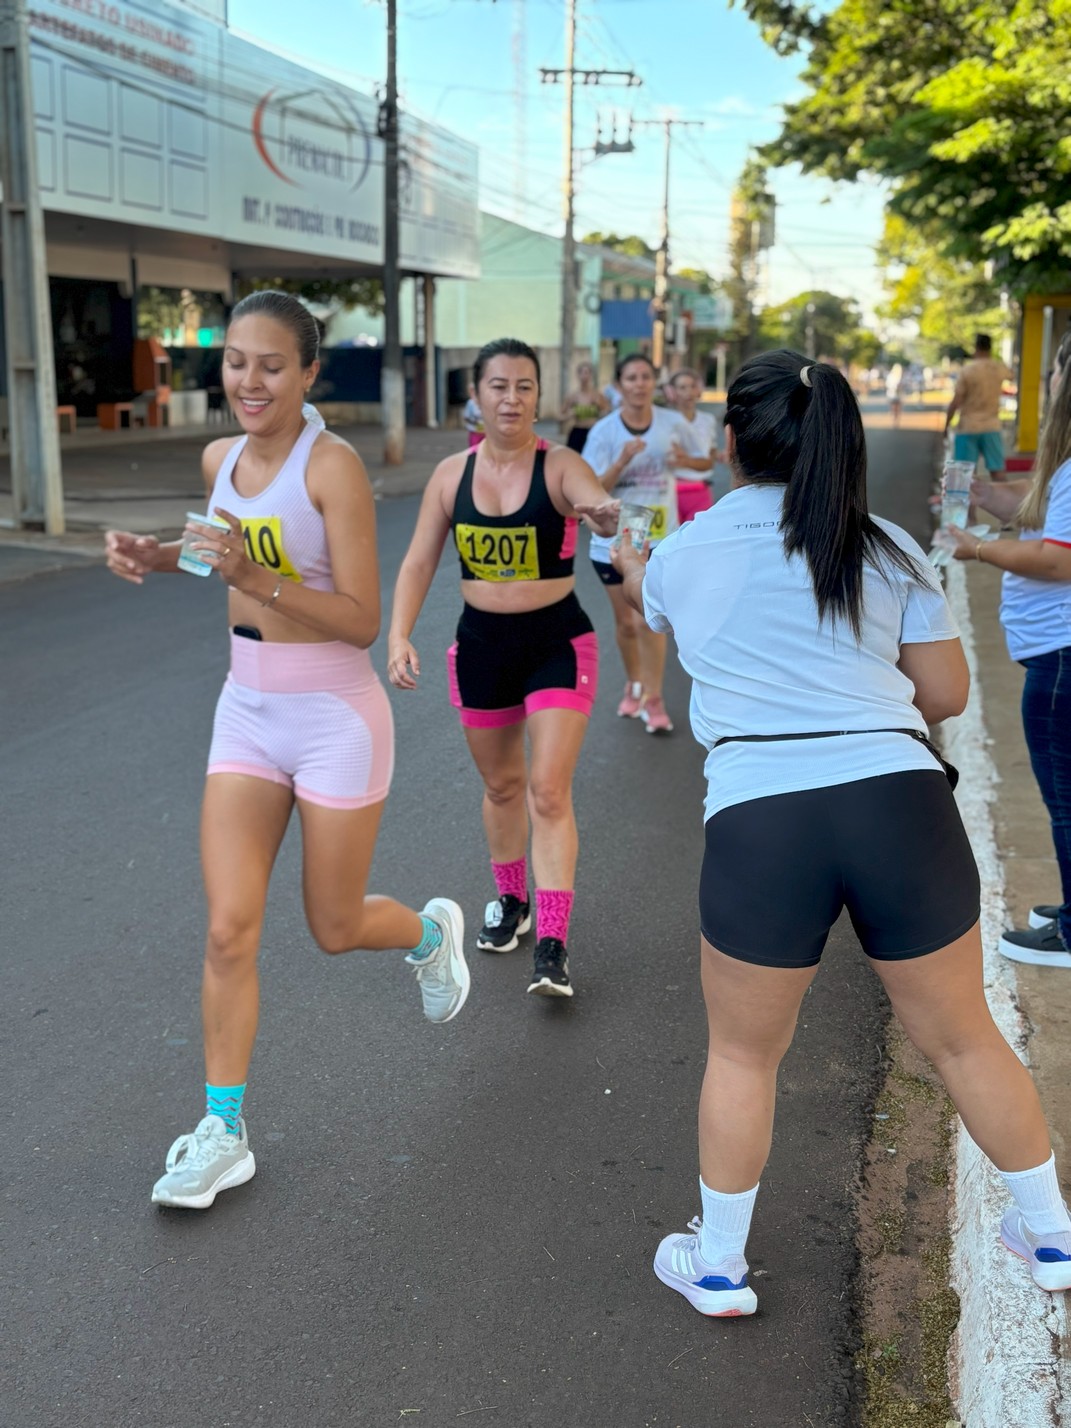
[105,290,469,1211]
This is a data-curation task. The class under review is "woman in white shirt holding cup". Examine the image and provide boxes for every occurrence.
[612,347,1071,1315]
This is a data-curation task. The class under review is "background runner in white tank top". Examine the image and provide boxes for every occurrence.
[584,406,704,562]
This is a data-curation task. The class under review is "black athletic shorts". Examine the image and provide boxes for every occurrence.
[700,770,980,968]
[591,557,623,587]
[447,592,598,728]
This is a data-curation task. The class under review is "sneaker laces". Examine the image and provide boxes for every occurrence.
[165,1120,235,1173]
[534,939,566,974]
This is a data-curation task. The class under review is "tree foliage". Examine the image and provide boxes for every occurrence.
[878,214,1006,361]
[239,275,385,315]
[580,232,657,260]
[756,289,873,363]
[736,0,1071,293]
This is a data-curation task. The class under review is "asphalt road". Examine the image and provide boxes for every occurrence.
[1,423,940,1428]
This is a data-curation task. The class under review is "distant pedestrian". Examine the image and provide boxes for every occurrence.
[885,364,903,427]
[105,290,469,1211]
[612,348,1071,1314]
[666,368,718,523]
[602,376,623,412]
[944,328,1071,969]
[462,385,485,449]
[944,333,1013,479]
[561,359,609,453]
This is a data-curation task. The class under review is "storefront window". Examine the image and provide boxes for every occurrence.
[137,287,227,348]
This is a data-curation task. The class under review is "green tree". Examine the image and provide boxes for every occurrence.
[580,232,657,260]
[757,289,869,362]
[238,275,385,314]
[676,267,716,294]
[877,215,1007,362]
[736,0,1071,293]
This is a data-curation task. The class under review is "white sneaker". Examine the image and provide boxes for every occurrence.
[1001,1208,1071,1291]
[151,1115,255,1209]
[653,1216,758,1316]
[406,898,470,1023]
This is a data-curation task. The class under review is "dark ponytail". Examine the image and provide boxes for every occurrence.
[725,349,925,637]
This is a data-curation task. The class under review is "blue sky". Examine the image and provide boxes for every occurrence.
[227,0,887,315]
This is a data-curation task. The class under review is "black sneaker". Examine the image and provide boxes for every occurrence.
[476,894,531,952]
[998,923,1071,969]
[527,938,573,998]
[1029,903,1062,929]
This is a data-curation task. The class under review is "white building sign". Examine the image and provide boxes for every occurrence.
[26,0,479,278]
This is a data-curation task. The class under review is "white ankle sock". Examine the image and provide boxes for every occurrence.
[999,1152,1071,1235]
[699,1177,759,1263]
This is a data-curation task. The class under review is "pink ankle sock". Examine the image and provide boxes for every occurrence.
[536,889,574,944]
[492,857,528,903]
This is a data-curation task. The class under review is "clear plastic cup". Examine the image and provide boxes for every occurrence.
[941,460,975,530]
[615,502,655,551]
[178,511,230,576]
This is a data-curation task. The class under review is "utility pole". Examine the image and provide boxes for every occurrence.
[380,0,404,465]
[0,0,64,533]
[634,117,705,373]
[540,7,640,416]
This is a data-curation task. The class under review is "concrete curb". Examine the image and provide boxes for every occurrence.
[942,561,1069,1427]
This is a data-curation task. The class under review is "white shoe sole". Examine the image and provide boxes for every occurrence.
[998,935,1071,968]
[152,1150,256,1210]
[1001,1225,1071,1292]
[653,1259,758,1316]
[527,976,574,998]
[423,897,470,1021]
[476,912,532,952]
[1029,909,1060,929]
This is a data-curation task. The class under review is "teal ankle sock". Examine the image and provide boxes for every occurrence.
[205,1082,246,1134]
[409,915,443,961]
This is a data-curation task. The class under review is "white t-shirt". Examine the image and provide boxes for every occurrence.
[1000,458,1071,661]
[582,407,705,562]
[642,483,960,820]
[672,409,718,485]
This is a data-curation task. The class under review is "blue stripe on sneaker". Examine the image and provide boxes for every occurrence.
[1036,1247,1071,1263]
[695,1273,748,1290]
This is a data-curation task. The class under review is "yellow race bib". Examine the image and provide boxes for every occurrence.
[240,517,302,583]
[455,523,541,582]
[648,504,669,540]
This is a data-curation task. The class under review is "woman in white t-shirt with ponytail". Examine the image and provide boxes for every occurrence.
[612,347,1071,1317]
[946,328,1071,968]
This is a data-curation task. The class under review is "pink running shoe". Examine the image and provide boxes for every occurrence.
[640,695,674,735]
[617,681,644,718]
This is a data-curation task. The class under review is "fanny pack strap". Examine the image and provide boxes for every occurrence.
[712,727,959,791]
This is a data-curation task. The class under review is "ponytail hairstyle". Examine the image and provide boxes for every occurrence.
[473,337,541,391]
[1017,329,1071,532]
[725,349,924,637]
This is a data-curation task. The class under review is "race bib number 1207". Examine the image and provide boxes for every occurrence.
[455,523,540,582]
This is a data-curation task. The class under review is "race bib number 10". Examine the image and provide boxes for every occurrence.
[455,523,541,582]
[240,517,303,582]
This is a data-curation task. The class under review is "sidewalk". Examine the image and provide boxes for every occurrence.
[944,559,1071,1424]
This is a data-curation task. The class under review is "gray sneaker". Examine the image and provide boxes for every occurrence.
[151,1115,256,1209]
[406,898,470,1023]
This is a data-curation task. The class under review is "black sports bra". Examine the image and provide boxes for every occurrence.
[452,439,578,583]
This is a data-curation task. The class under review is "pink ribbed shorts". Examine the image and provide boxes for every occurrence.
[207,635,394,809]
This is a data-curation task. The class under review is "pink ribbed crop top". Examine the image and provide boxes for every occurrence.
[208,404,334,592]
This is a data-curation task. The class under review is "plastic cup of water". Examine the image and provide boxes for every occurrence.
[615,502,655,551]
[178,511,230,576]
[941,460,975,530]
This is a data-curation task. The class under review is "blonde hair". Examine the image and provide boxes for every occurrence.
[1018,329,1071,530]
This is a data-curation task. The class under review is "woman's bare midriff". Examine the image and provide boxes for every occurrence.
[225,588,341,643]
[461,574,576,614]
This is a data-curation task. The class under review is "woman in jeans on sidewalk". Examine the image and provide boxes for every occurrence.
[946,329,1071,968]
[612,348,1071,1315]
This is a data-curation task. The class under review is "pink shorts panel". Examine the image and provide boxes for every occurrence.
[207,637,394,805]
[677,480,713,524]
[206,760,293,789]
[524,690,593,718]
[458,704,527,729]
